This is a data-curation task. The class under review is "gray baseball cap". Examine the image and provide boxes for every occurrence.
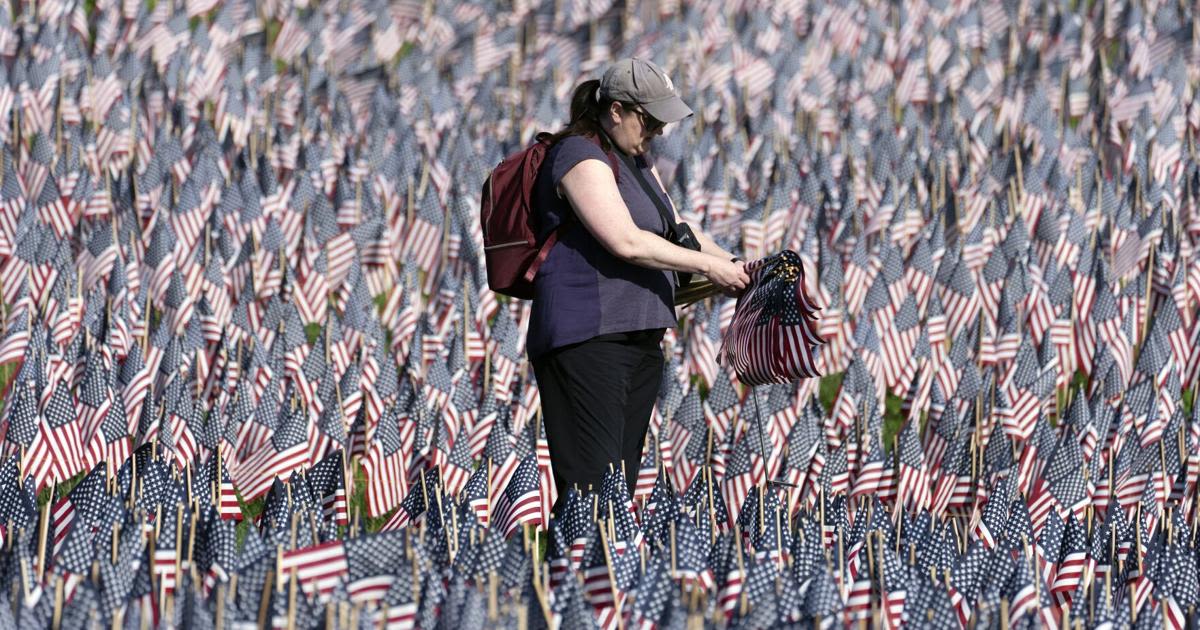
[597,57,693,124]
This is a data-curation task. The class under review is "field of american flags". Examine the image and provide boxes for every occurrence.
[0,0,1199,627]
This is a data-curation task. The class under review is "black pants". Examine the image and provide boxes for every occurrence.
[532,328,665,507]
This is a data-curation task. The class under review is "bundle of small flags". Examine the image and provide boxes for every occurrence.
[721,250,825,384]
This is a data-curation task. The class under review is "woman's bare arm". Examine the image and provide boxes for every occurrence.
[558,159,714,275]
[558,159,749,292]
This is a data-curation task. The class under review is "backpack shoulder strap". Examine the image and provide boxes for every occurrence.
[583,133,620,183]
[523,230,560,282]
[524,133,623,284]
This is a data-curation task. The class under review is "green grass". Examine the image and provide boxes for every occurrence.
[1105,39,1121,70]
[395,41,415,66]
[37,470,87,506]
[882,392,905,450]
[234,491,265,546]
[0,359,14,415]
[264,19,282,51]
[817,372,842,410]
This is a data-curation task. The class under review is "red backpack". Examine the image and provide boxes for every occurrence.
[480,133,618,299]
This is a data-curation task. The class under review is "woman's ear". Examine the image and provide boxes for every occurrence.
[608,101,623,125]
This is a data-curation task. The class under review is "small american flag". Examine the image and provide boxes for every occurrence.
[492,453,542,538]
[277,540,350,601]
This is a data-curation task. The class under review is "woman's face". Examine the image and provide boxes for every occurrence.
[604,101,665,156]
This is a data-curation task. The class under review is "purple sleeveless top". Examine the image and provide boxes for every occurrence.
[526,134,676,359]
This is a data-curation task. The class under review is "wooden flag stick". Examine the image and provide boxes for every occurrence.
[18,554,31,607]
[110,520,121,566]
[214,581,226,630]
[528,533,553,625]
[172,502,185,601]
[435,483,454,563]
[668,519,677,575]
[139,593,153,630]
[50,575,63,630]
[485,458,493,524]
[1159,440,1171,515]
[1140,245,1155,346]
[286,562,299,630]
[731,522,747,615]
[35,479,54,578]
[487,571,498,621]
[597,514,625,630]
[416,155,431,201]
[418,463,430,513]
[705,466,718,545]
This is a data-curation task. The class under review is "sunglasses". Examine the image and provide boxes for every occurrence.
[630,105,666,134]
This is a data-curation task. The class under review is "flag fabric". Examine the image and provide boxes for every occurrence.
[0,0,1197,627]
[277,540,350,602]
[721,250,824,384]
[492,453,542,538]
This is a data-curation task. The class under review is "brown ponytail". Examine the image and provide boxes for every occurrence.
[542,79,630,152]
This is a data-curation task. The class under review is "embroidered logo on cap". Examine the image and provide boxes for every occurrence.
[646,62,673,92]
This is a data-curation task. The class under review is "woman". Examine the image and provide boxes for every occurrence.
[528,57,749,505]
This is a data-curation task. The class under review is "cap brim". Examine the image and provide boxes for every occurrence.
[642,95,693,124]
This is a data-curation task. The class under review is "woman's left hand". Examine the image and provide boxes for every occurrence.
[700,258,748,297]
[718,259,748,298]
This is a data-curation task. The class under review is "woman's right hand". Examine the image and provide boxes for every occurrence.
[705,257,750,297]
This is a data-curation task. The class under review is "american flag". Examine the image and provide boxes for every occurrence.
[0,0,1197,626]
[459,459,491,527]
[362,403,410,518]
[895,420,929,513]
[492,453,542,538]
[277,540,350,602]
[382,467,438,532]
[198,510,238,596]
[340,528,410,607]
[235,395,312,500]
[307,449,349,526]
